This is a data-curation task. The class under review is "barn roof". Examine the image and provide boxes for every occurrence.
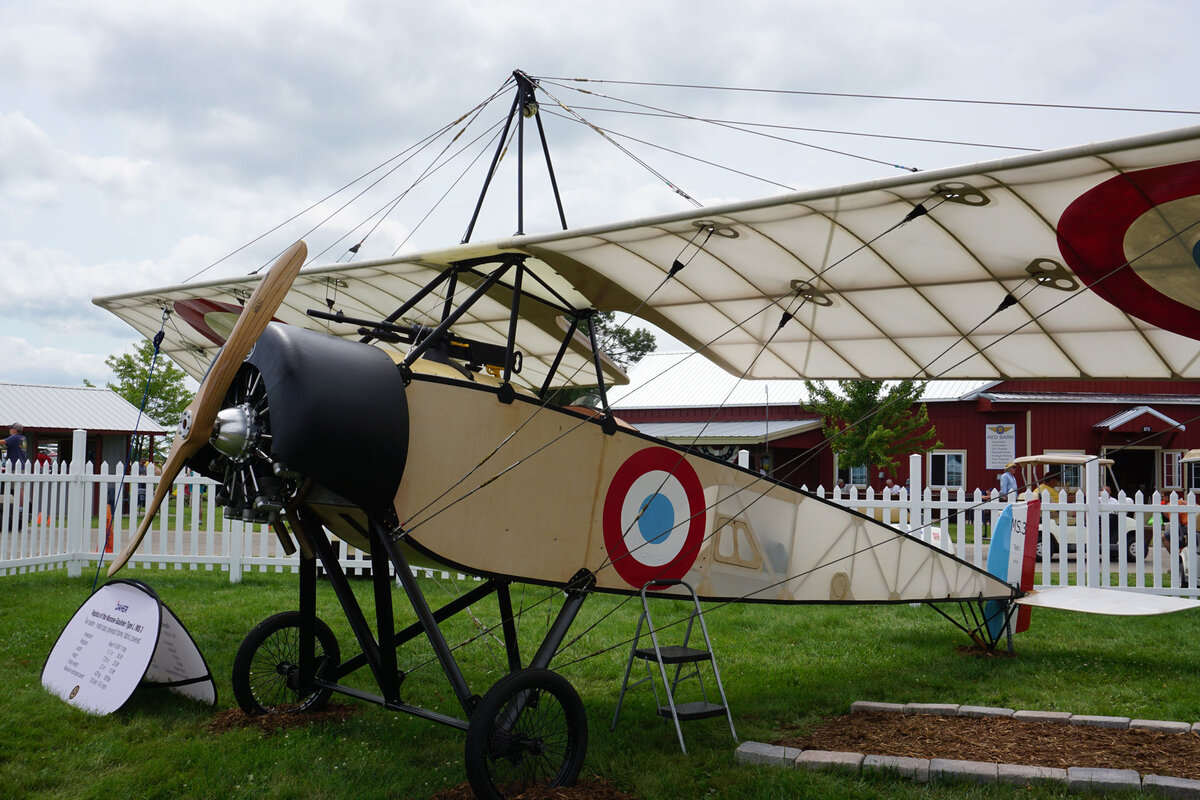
[981,391,1200,404]
[608,351,995,409]
[0,383,169,434]
[632,419,823,445]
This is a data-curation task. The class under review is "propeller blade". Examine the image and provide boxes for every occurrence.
[107,241,307,577]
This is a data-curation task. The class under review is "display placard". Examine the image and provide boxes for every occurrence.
[42,580,216,714]
[985,423,1017,470]
[144,602,218,706]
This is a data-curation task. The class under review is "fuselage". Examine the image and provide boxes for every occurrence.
[390,372,1014,605]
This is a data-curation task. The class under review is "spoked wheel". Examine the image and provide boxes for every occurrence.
[232,611,340,715]
[464,668,588,800]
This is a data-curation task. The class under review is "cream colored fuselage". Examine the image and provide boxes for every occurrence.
[391,375,1012,604]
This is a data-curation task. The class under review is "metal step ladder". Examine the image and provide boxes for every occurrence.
[610,579,737,754]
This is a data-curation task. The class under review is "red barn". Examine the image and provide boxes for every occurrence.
[610,353,1200,497]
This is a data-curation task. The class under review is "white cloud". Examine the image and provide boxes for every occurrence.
[0,335,112,387]
[0,113,60,198]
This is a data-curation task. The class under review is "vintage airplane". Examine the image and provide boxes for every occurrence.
[94,74,1200,797]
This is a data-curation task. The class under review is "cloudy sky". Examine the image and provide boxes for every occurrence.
[3,0,1199,387]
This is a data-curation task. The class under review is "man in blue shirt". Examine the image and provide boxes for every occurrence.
[999,463,1018,498]
[4,423,27,467]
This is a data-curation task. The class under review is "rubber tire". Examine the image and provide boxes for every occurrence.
[1125,533,1141,563]
[464,669,588,800]
[232,611,340,715]
[1035,534,1059,560]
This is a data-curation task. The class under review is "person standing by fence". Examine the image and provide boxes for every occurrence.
[3,423,27,530]
[1000,463,1018,498]
[4,423,27,467]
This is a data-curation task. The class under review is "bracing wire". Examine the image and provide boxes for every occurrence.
[533,82,702,207]
[307,114,512,265]
[183,79,514,283]
[92,309,172,593]
[537,78,923,173]
[532,76,1200,117]
[541,107,797,191]
[551,103,1041,153]
[391,121,516,256]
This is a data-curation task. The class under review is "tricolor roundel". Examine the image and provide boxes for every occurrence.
[602,447,707,589]
[1057,160,1200,339]
[174,299,247,345]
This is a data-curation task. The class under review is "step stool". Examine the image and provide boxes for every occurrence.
[610,579,737,754]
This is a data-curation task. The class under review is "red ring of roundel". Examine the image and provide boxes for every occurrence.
[602,446,707,589]
[173,298,242,345]
[1056,159,1200,339]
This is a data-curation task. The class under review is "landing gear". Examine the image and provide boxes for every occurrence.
[232,611,341,715]
[226,477,597,798]
[465,668,588,800]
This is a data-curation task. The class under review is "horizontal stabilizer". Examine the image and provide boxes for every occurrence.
[1016,586,1200,616]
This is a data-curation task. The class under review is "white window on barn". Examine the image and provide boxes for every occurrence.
[929,451,965,489]
[1163,449,1184,490]
[1044,449,1084,493]
[834,456,867,488]
[1188,462,1200,493]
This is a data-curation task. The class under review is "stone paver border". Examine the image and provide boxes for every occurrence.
[734,701,1200,796]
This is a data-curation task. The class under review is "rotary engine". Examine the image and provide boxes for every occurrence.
[195,323,410,523]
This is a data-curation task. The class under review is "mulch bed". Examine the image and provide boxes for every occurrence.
[207,703,359,736]
[777,711,1200,779]
[210,703,1200,794]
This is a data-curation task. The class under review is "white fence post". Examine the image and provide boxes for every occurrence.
[908,453,923,542]
[66,429,87,577]
[1084,457,1101,588]
[228,517,244,584]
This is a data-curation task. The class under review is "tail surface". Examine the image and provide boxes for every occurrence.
[983,499,1041,640]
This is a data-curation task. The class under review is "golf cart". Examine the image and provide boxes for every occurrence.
[1010,454,1140,561]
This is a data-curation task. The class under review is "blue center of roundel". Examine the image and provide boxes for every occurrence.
[1194,238,1200,268]
[638,493,674,544]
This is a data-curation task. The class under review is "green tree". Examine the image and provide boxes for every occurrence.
[105,341,194,449]
[548,311,656,405]
[590,311,656,372]
[802,379,941,480]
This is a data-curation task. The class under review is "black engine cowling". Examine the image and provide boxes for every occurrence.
[195,323,409,520]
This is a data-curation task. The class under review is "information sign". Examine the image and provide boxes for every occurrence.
[984,423,1017,470]
[41,580,215,714]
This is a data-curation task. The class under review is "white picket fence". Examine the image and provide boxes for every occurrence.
[1,436,1196,596]
[815,484,1198,598]
[0,432,386,582]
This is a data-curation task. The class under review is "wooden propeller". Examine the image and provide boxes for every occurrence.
[107,241,307,577]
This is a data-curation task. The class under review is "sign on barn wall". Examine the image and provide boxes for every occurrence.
[985,424,1017,470]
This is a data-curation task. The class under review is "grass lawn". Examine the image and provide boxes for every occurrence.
[2,566,1197,799]
[90,504,225,533]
